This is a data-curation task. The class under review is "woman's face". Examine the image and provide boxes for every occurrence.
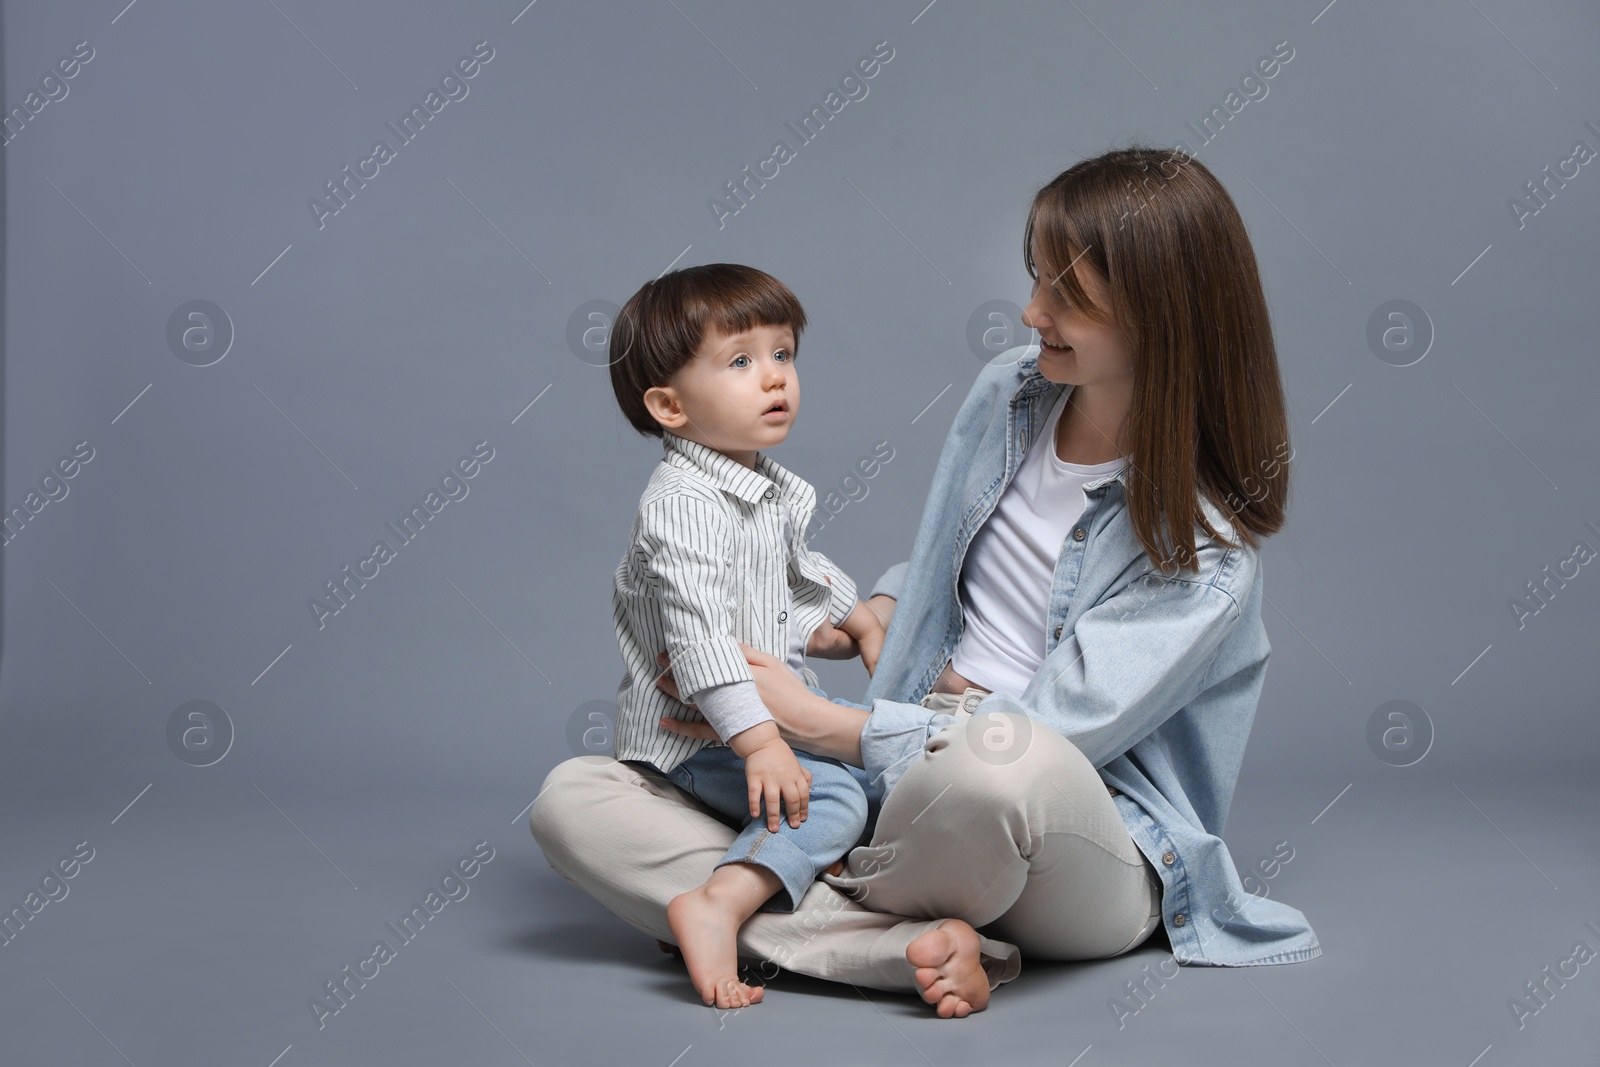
[1022,243,1133,388]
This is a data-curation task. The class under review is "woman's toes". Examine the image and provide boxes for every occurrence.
[905,920,991,1016]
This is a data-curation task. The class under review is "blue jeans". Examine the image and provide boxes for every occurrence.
[663,684,870,913]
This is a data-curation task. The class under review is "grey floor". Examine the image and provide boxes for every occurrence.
[3,769,1594,1066]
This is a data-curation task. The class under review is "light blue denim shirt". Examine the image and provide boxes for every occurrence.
[839,344,1321,967]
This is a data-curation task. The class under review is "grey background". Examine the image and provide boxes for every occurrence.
[2,0,1596,1064]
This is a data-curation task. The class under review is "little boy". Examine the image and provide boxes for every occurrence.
[607,263,885,1009]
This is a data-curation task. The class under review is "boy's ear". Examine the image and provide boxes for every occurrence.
[642,385,688,431]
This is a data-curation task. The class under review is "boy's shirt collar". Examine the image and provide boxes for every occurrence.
[660,430,815,515]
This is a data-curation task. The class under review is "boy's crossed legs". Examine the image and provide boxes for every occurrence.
[661,743,868,1008]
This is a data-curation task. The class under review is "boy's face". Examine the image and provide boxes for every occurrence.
[643,323,799,469]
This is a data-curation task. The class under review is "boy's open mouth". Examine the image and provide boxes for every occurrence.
[763,400,788,415]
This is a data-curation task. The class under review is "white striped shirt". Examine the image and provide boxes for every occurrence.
[611,430,859,774]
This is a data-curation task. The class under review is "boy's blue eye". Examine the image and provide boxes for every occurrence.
[731,349,791,367]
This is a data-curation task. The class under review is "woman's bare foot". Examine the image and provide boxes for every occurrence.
[906,919,991,1018]
[667,885,766,1009]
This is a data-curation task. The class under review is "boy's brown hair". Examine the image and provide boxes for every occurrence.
[1025,144,1291,574]
[609,263,808,438]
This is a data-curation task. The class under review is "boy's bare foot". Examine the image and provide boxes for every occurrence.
[906,919,990,1018]
[667,885,766,1009]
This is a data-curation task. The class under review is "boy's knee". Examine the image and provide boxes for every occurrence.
[810,763,870,815]
[837,777,870,827]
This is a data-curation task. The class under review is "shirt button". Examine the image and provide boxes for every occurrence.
[763,488,776,500]
[1072,527,1086,541]
[1162,851,1175,866]
[778,610,788,622]
[1053,624,1063,639]
[1173,912,1187,927]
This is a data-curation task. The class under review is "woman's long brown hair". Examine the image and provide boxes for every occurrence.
[1024,145,1291,575]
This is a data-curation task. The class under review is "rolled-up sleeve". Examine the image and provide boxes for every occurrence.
[637,494,754,709]
[858,698,958,796]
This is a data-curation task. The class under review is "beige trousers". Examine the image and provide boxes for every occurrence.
[529,688,1162,994]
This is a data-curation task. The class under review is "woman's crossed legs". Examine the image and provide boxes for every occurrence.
[528,699,1160,1016]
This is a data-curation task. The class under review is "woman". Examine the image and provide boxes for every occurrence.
[531,145,1320,1018]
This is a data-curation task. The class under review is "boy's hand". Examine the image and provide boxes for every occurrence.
[857,624,885,677]
[804,617,858,660]
[739,735,812,832]
[834,599,889,678]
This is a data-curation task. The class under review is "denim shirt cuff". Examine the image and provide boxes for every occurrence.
[859,697,957,797]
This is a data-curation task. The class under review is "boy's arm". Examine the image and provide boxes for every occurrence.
[797,542,892,671]
[834,599,884,642]
[796,545,860,627]
[638,494,764,741]
[834,599,886,676]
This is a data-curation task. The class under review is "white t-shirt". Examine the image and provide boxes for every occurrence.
[950,388,1127,697]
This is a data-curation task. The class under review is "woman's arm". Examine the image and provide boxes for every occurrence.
[655,646,870,766]
[852,545,1254,798]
